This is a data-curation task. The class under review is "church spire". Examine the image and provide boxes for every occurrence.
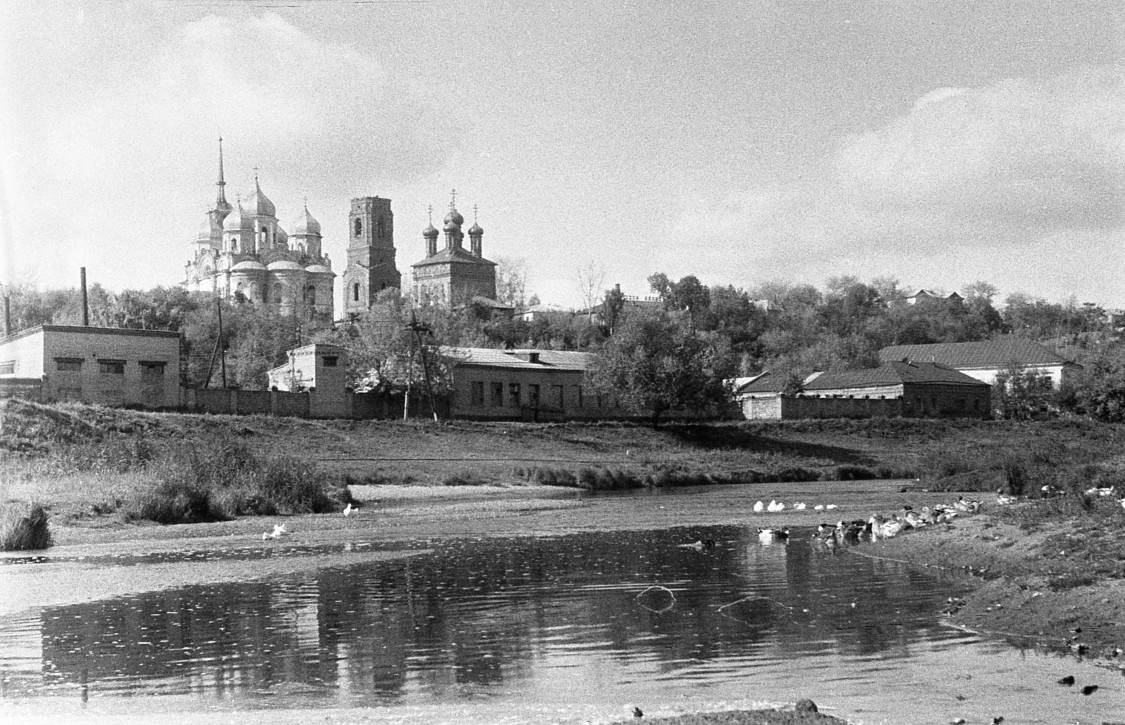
[215,137,231,212]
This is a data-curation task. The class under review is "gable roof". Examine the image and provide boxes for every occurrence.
[803,360,988,391]
[736,371,790,394]
[442,347,589,372]
[411,247,496,268]
[878,338,1077,369]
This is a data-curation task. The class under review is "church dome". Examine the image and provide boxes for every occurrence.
[231,259,267,271]
[243,177,276,218]
[291,205,321,236]
[267,260,303,272]
[304,264,333,275]
[423,221,439,238]
[468,222,483,236]
[443,206,464,227]
[223,205,251,231]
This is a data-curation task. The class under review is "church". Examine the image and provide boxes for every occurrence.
[183,140,337,321]
[410,194,500,308]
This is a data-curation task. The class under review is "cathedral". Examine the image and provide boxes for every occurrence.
[183,140,336,321]
[411,194,499,307]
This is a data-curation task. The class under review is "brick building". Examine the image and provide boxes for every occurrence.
[411,197,501,308]
[878,337,1080,388]
[0,325,182,408]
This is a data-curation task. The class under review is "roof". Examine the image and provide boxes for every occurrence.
[736,371,790,394]
[443,347,590,372]
[728,373,768,393]
[411,248,496,268]
[0,324,181,345]
[878,338,1078,369]
[803,361,989,391]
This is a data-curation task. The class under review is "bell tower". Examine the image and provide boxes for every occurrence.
[342,196,401,319]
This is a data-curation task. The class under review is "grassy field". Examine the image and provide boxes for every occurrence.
[3,398,1124,525]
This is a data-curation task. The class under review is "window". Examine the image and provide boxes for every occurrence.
[354,218,362,237]
[140,361,165,379]
[55,358,83,372]
[528,384,540,408]
[471,381,485,406]
[490,382,503,407]
[0,361,14,375]
[377,216,386,239]
[99,360,125,375]
[353,283,360,302]
[574,386,583,408]
[273,283,283,304]
[306,286,316,306]
[552,384,564,408]
[508,383,521,407]
[322,356,338,367]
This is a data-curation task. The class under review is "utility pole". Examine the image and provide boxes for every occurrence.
[405,309,439,421]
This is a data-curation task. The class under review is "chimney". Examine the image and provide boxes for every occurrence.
[80,267,89,326]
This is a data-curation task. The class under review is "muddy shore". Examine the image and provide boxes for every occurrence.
[4,480,1123,724]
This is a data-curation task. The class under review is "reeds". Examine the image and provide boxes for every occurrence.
[0,502,52,551]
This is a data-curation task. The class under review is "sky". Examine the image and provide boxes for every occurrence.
[1,0,1123,313]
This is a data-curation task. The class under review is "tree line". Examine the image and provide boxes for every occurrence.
[2,273,1122,423]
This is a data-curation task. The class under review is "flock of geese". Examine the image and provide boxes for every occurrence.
[752,494,989,550]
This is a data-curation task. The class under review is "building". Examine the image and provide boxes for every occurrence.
[340,197,402,320]
[877,337,1080,388]
[735,361,991,420]
[265,343,349,418]
[904,289,963,306]
[0,325,181,408]
[183,139,336,321]
[411,196,500,307]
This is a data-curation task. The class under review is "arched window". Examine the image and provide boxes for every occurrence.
[354,218,362,237]
[273,283,283,304]
[353,283,360,302]
[306,286,316,306]
[377,216,386,239]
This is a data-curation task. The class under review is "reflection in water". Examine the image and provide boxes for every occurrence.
[0,525,973,712]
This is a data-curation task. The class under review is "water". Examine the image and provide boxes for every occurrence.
[1,525,1122,724]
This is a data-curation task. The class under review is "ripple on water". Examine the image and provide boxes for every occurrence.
[0,524,1122,724]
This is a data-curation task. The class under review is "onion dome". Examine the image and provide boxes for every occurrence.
[243,176,276,218]
[291,204,321,236]
[468,221,483,236]
[443,206,464,228]
[223,204,252,231]
[423,221,439,238]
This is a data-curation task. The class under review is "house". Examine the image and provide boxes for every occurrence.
[444,347,619,421]
[734,361,990,420]
[904,289,963,306]
[877,337,1080,388]
[0,325,182,408]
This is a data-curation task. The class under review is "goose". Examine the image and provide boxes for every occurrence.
[343,503,357,517]
[838,520,866,543]
[953,496,981,514]
[767,500,785,513]
[825,504,838,510]
[813,504,825,511]
[757,527,789,544]
[679,539,715,551]
[904,510,926,528]
[792,502,807,510]
[272,523,289,537]
[996,489,1017,505]
[753,500,765,513]
[1085,486,1114,497]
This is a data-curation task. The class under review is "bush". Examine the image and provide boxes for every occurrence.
[443,470,491,486]
[576,467,644,491]
[834,465,878,481]
[124,438,346,524]
[0,502,52,551]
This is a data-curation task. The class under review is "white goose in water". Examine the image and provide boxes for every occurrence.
[767,500,785,513]
[757,527,789,544]
[753,500,765,513]
[343,503,357,517]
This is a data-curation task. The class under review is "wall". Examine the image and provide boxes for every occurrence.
[899,382,991,418]
[450,363,628,421]
[0,326,181,408]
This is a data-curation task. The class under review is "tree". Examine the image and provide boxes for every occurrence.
[992,362,1055,420]
[494,256,530,309]
[586,309,734,427]
[574,260,606,321]
[648,272,711,331]
[601,284,626,335]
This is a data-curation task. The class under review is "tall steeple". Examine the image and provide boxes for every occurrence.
[215,137,231,214]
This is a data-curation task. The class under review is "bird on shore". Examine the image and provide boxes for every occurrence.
[792,502,807,510]
[996,489,1017,505]
[633,705,644,718]
[262,524,288,540]
[758,527,789,544]
[813,504,825,511]
[753,500,765,513]
[343,502,357,517]
[1058,675,1075,686]
[1081,684,1099,695]
[767,499,785,512]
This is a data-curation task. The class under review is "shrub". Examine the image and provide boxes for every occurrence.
[575,467,644,491]
[443,470,491,486]
[834,465,878,481]
[0,502,52,551]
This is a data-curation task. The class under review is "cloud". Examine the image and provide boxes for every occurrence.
[670,65,1125,295]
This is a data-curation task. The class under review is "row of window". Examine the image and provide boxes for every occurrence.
[54,358,166,377]
[468,381,615,410]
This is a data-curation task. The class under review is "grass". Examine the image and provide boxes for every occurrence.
[0,502,52,551]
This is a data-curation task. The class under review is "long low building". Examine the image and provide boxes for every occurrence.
[0,325,182,408]
[736,360,991,420]
[444,347,625,421]
[878,338,1080,388]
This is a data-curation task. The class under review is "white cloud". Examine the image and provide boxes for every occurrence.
[669,66,1125,300]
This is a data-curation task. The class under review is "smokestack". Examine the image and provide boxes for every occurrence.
[81,267,89,326]
[3,295,10,337]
